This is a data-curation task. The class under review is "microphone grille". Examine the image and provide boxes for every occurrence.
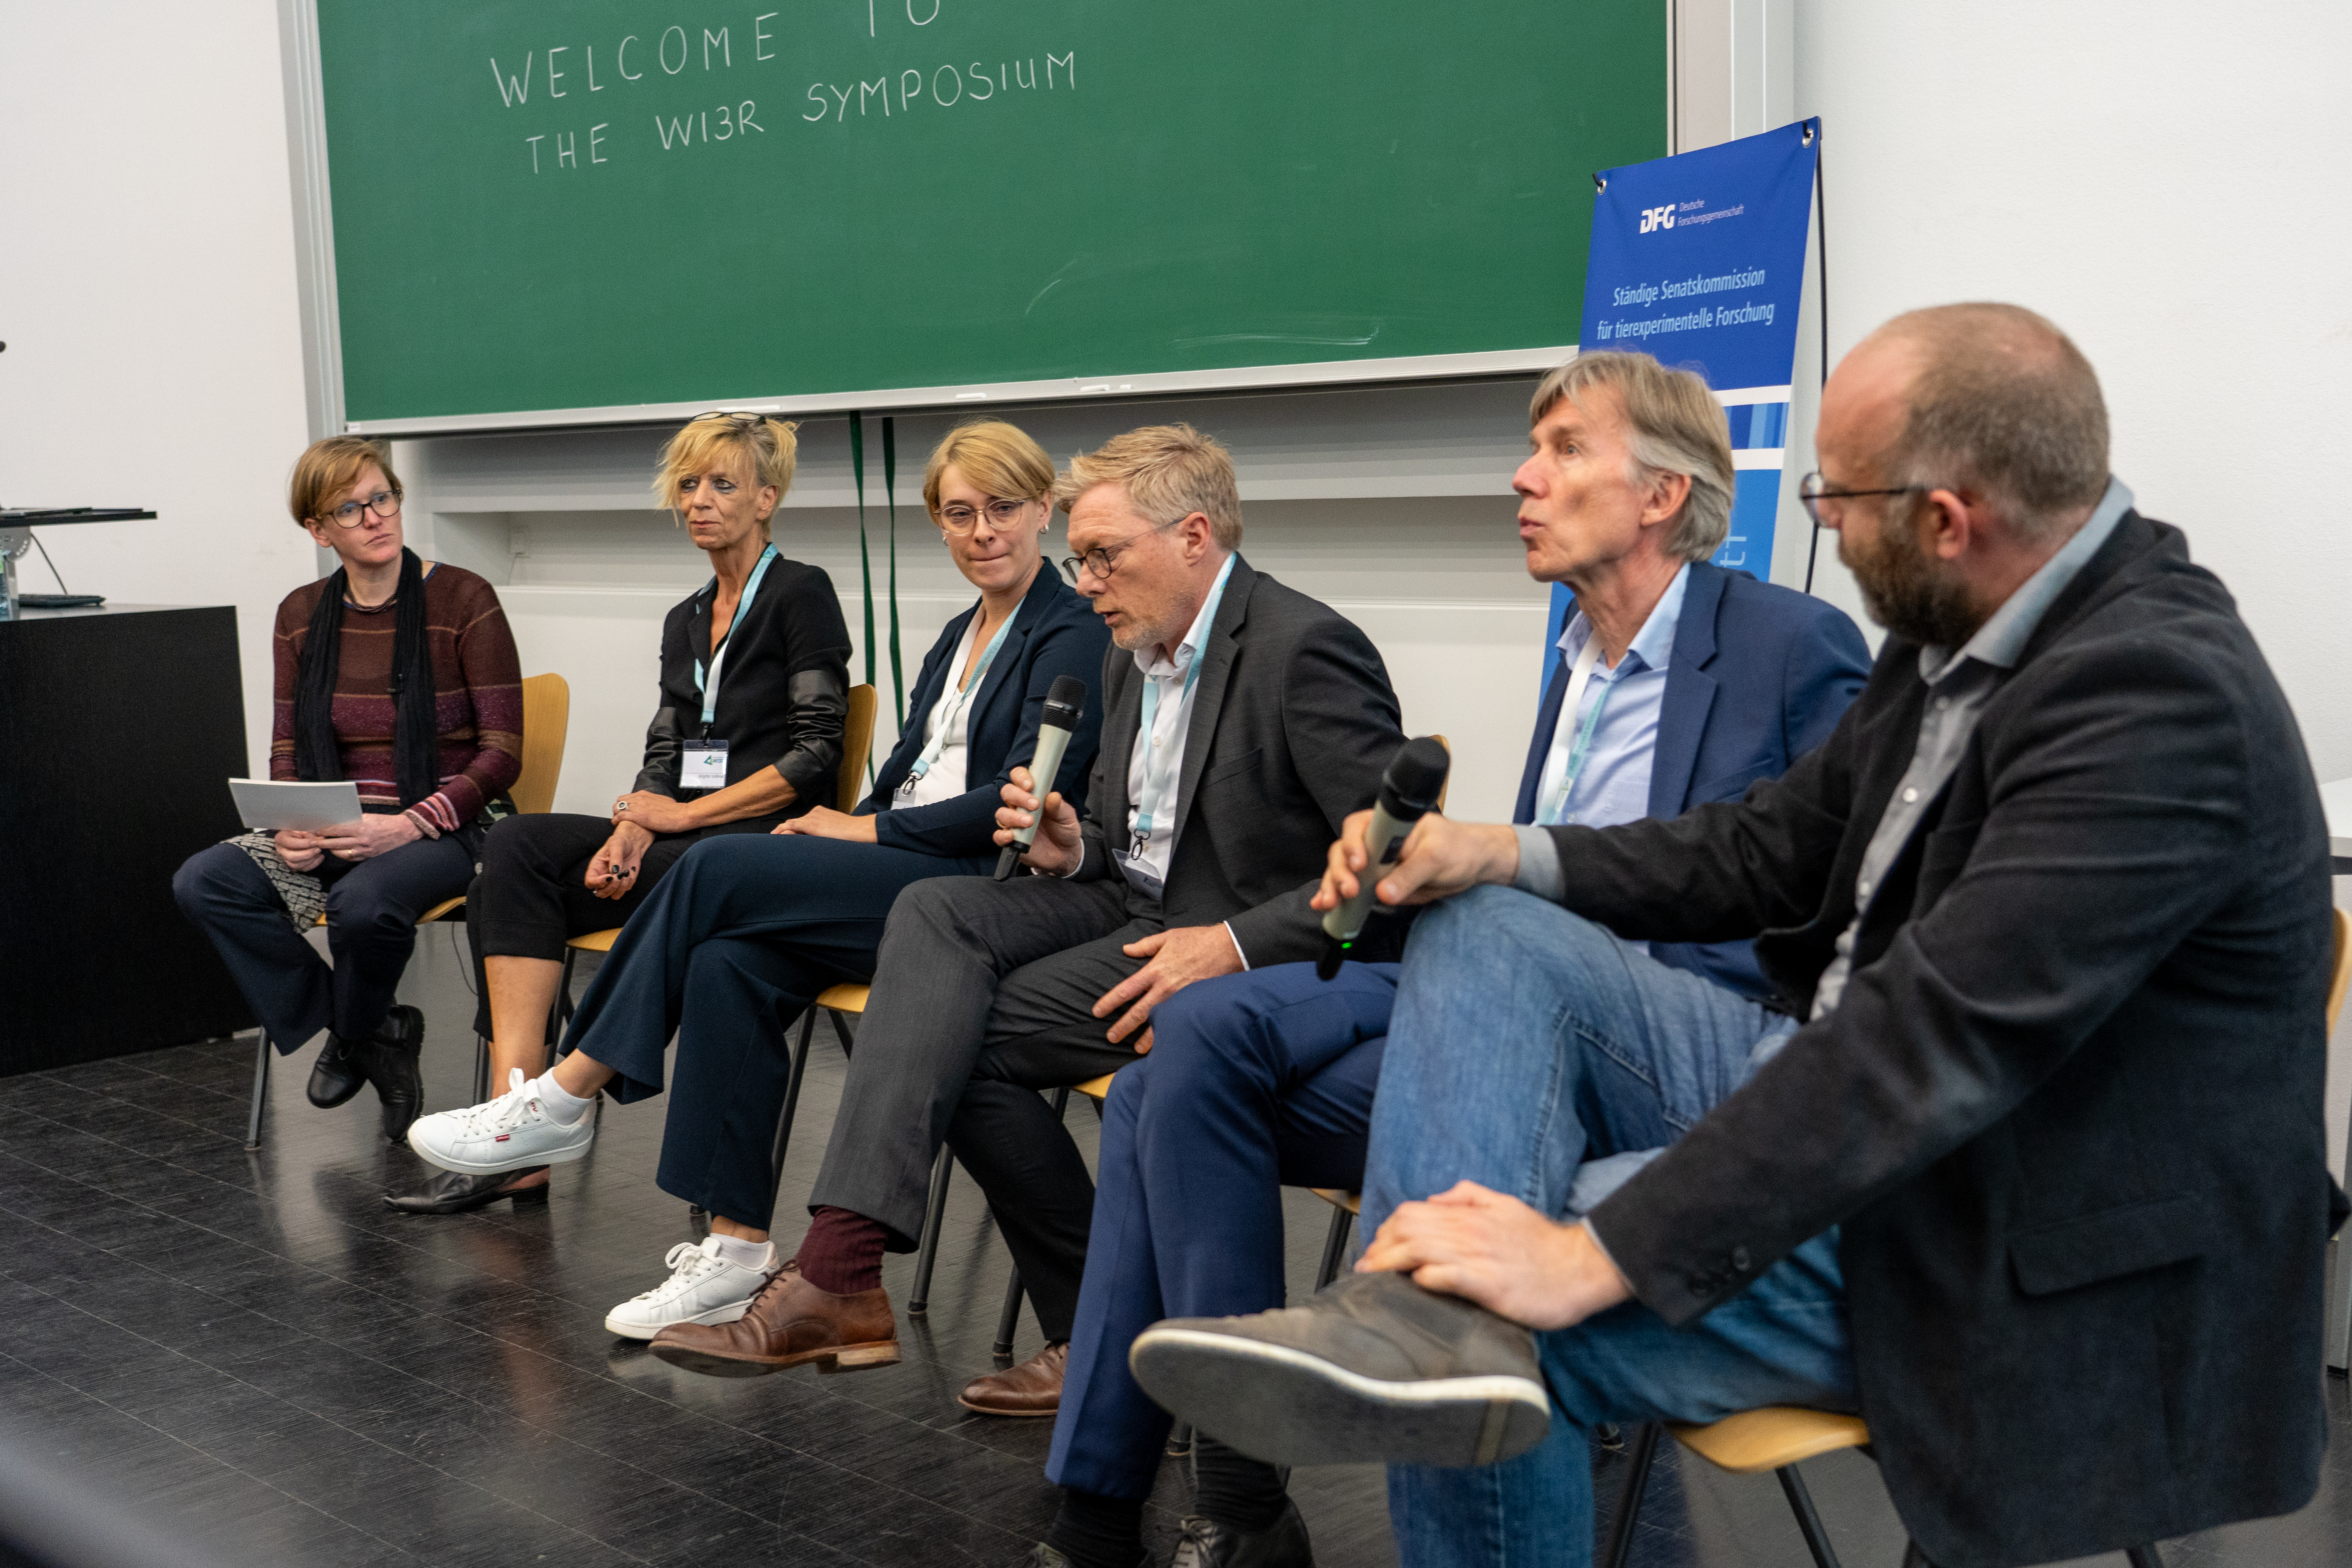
[1385,736,1451,806]
[1044,675,1088,713]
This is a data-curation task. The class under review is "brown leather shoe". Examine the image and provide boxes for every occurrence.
[649,1259,899,1379]
[959,1340,1068,1416]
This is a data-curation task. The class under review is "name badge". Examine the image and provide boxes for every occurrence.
[680,738,730,790]
[1110,846,1165,902]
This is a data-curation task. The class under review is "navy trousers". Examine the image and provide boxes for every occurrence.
[172,834,478,1054]
[556,832,989,1231]
[1047,960,1399,1499]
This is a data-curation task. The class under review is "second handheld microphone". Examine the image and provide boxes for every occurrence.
[1316,735,1450,980]
[995,674,1091,881]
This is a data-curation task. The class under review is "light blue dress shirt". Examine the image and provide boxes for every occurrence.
[1531,562,1690,830]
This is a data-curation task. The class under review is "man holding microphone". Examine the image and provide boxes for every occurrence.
[1019,351,1869,1568]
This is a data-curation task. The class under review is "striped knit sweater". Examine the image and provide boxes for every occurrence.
[270,562,524,832]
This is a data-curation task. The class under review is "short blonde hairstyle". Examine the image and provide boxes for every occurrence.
[923,420,1056,520]
[1529,352,1734,561]
[1052,423,1243,549]
[288,436,401,527]
[653,413,799,529]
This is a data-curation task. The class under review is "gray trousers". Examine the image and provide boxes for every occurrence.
[807,870,1162,1340]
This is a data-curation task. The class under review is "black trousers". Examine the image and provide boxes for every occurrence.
[463,810,783,1037]
[807,872,1162,1341]
[557,832,990,1231]
[172,834,478,1053]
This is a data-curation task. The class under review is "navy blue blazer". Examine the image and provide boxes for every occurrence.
[858,564,1110,859]
[1514,560,1868,1000]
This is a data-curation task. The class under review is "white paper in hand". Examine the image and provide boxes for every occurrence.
[229,779,365,833]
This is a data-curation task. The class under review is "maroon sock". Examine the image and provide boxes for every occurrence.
[797,1206,890,1296]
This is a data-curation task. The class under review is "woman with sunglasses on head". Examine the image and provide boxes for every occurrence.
[404,422,1108,1341]
[174,437,524,1143]
[382,411,851,1214]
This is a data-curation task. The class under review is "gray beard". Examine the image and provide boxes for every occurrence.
[1846,530,1979,649]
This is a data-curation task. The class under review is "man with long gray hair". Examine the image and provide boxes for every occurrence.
[1131,305,2342,1568]
[1020,350,1868,1568]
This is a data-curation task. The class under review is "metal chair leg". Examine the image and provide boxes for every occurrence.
[243,1033,270,1150]
[1776,1464,1843,1568]
[1314,1205,1356,1290]
[994,1266,1026,1361]
[907,1144,954,1316]
[472,1035,490,1104]
[2124,1548,2165,1568]
[555,947,578,1034]
[1166,1422,1194,1458]
[770,1009,818,1199]
[1599,1422,1661,1568]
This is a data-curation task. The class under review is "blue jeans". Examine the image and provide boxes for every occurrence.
[1049,961,1397,1498]
[1363,885,1853,1568]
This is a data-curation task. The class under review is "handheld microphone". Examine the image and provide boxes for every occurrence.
[1317,736,1450,980]
[996,674,1090,880]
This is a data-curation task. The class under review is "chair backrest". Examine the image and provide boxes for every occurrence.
[2328,907,2351,1035]
[510,673,570,816]
[837,684,879,811]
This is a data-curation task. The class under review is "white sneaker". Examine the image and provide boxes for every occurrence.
[406,1069,596,1174]
[604,1237,776,1340]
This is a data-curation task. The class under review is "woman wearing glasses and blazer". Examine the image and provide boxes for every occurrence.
[377,412,854,1213]
[173,436,525,1144]
[401,422,1111,1337]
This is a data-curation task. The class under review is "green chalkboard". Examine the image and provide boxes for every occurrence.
[315,1,1666,428]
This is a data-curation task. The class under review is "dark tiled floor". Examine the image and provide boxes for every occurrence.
[1,929,2345,1567]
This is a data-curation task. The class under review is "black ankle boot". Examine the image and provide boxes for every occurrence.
[352,1004,426,1142]
[306,1033,367,1109]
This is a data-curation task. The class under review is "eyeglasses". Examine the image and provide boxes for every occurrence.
[1060,515,1188,584]
[937,497,1037,535]
[322,488,403,527]
[1796,473,1934,526]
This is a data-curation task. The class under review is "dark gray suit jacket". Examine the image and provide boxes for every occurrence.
[1546,513,2341,1566]
[1068,554,1403,966]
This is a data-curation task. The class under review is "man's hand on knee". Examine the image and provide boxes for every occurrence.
[1312,812,1521,914]
[1357,1180,1633,1331]
[1093,925,1247,1049]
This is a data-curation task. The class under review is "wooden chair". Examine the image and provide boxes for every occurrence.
[244,673,572,1148]
[1602,907,2352,1568]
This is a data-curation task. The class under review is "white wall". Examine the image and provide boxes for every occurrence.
[1787,0,2352,1175]
[0,1,316,770]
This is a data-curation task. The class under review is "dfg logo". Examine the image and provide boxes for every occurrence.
[1639,205,1676,233]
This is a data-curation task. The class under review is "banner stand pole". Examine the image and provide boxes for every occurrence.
[1803,125,1830,595]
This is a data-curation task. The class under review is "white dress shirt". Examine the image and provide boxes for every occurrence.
[1113,554,1237,900]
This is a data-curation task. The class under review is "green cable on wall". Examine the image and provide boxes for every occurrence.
[847,412,906,783]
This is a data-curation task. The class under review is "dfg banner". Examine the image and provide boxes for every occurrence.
[1544,118,1820,685]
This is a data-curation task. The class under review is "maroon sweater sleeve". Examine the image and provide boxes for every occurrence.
[415,571,523,829]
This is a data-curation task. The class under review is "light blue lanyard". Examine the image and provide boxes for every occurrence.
[1538,634,1616,827]
[1131,556,1235,847]
[904,601,1019,788]
[693,544,777,732]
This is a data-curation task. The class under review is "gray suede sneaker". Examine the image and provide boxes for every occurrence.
[1129,1270,1553,1470]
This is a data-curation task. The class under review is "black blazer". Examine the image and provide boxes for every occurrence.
[637,554,851,813]
[1548,513,2341,1565]
[1069,554,1404,966]
[858,565,1110,859]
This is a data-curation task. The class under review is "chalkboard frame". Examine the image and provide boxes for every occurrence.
[279,0,1675,440]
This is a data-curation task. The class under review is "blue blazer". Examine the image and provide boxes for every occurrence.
[1514,560,1869,1000]
[858,565,1111,859]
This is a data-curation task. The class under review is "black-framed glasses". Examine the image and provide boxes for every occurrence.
[1797,472,1933,525]
[324,488,403,527]
[1060,515,1188,584]
[938,497,1038,535]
